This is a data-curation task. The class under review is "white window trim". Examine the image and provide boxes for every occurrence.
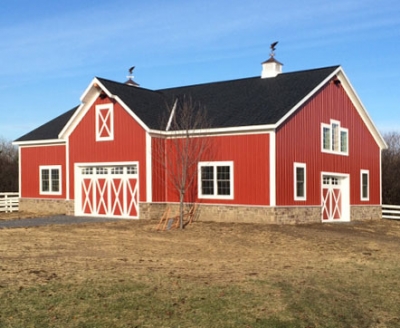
[294,162,306,201]
[321,123,331,152]
[95,103,114,141]
[39,165,62,195]
[198,161,234,200]
[361,169,370,201]
[321,119,349,156]
[340,127,349,154]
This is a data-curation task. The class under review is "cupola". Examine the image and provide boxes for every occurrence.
[125,66,140,87]
[261,41,283,78]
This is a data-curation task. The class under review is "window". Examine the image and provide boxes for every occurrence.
[294,163,306,201]
[198,162,233,199]
[96,104,114,141]
[40,166,62,195]
[321,120,348,155]
[361,170,369,201]
[340,130,348,153]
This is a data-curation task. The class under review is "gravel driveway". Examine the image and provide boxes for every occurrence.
[0,216,122,229]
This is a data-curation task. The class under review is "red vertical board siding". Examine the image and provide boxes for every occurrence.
[68,97,147,201]
[20,145,66,198]
[158,133,270,205]
[276,82,381,206]
[151,137,166,202]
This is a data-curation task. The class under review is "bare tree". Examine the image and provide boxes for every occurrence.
[0,137,19,192]
[155,95,212,229]
[382,131,400,205]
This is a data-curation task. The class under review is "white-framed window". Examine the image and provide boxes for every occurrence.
[40,165,62,195]
[198,161,234,199]
[294,162,306,201]
[321,120,348,155]
[361,170,369,201]
[96,103,114,141]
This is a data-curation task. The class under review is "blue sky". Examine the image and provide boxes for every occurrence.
[1,0,399,141]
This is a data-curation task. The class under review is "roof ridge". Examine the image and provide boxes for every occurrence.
[157,65,340,92]
[96,77,160,95]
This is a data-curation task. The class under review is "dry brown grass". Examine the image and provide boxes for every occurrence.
[0,211,55,221]
[1,214,400,327]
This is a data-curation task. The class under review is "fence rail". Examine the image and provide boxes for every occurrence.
[382,204,400,220]
[0,192,19,213]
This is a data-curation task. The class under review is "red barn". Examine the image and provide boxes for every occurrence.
[14,56,387,223]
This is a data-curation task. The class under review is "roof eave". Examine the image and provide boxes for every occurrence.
[148,123,277,137]
[337,69,387,149]
[13,139,66,147]
[59,78,152,139]
[274,65,387,150]
[275,66,342,128]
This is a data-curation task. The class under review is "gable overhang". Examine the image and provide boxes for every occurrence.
[336,69,387,150]
[275,66,387,150]
[59,77,151,139]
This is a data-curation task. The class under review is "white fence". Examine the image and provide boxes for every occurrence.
[0,192,19,213]
[382,204,400,220]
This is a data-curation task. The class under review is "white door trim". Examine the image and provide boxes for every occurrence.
[321,172,350,222]
[74,162,139,219]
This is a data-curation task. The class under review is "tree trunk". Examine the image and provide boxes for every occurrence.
[179,192,184,229]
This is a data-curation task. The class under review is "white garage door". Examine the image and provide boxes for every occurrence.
[75,163,139,219]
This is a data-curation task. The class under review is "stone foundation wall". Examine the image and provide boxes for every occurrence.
[139,203,166,220]
[19,198,383,224]
[142,203,321,224]
[19,198,74,215]
[351,205,382,221]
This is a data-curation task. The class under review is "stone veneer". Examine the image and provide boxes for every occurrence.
[142,203,322,224]
[19,198,74,216]
[351,205,382,221]
[19,198,381,224]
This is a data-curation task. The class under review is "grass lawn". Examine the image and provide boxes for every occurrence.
[1,214,400,327]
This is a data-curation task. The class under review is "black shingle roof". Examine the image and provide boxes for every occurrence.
[97,78,169,130]
[15,65,339,142]
[15,106,79,142]
[158,66,339,129]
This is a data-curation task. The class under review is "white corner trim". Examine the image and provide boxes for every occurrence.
[269,131,276,206]
[18,147,22,196]
[66,139,70,200]
[146,133,152,202]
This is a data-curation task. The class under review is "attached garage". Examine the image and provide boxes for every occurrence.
[75,163,139,219]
